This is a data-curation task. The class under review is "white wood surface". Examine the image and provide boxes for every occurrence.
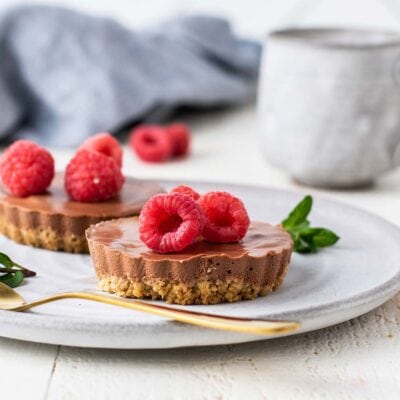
[1,1,400,399]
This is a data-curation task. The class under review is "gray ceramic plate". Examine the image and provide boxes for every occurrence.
[0,181,399,349]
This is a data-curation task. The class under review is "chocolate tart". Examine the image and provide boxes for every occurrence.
[86,217,293,305]
[0,173,163,253]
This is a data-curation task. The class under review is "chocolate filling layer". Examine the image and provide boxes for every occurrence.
[87,217,293,285]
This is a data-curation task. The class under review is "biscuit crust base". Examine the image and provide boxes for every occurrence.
[0,217,88,253]
[98,267,289,305]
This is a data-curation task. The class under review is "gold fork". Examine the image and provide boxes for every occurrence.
[0,282,300,335]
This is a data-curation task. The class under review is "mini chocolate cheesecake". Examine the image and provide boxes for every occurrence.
[0,173,163,253]
[87,217,293,305]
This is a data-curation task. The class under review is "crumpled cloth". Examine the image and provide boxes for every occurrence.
[0,6,261,147]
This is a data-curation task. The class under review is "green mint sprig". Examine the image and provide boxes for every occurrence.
[282,195,339,254]
[0,252,36,288]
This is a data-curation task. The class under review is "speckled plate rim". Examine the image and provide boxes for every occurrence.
[0,179,400,349]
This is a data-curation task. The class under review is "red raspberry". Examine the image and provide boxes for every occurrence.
[166,123,191,157]
[0,140,54,197]
[80,132,123,167]
[170,185,200,201]
[198,192,250,243]
[139,193,203,253]
[130,125,172,162]
[65,149,124,202]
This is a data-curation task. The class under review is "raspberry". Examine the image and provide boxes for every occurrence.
[170,185,200,201]
[65,149,124,202]
[166,123,191,157]
[139,193,203,253]
[130,125,172,162]
[198,192,250,243]
[80,132,123,167]
[0,140,54,197]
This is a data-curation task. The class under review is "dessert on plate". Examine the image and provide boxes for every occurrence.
[0,134,163,253]
[0,173,163,253]
[87,187,293,305]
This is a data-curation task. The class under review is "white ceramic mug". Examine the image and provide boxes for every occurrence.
[258,28,400,188]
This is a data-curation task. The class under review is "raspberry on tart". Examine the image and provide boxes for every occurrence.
[130,125,172,162]
[80,132,123,167]
[0,140,55,197]
[139,193,203,253]
[65,149,124,202]
[198,191,250,243]
[170,185,200,201]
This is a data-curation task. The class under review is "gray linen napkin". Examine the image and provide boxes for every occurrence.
[0,6,261,147]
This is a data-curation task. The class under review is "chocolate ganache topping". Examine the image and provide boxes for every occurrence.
[87,217,293,285]
[0,173,164,235]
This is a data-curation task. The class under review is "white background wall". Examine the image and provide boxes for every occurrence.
[0,0,400,39]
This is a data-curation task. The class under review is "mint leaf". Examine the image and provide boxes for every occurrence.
[299,227,339,248]
[0,252,14,269]
[293,238,316,254]
[282,195,339,254]
[0,252,36,288]
[282,195,312,229]
[288,220,310,233]
[0,271,24,288]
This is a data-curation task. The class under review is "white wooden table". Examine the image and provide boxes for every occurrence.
[2,104,400,400]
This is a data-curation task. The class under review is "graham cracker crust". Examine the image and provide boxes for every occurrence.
[98,269,288,305]
[0,217,88,253]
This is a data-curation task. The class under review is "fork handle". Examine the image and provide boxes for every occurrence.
[15,291,300,335]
